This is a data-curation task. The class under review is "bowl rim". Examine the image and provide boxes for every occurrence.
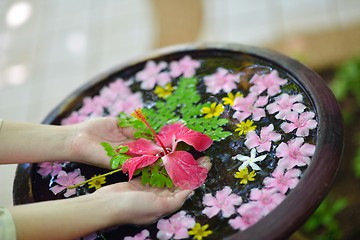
[13,43,343,240]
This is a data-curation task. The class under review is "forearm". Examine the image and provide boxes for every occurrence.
[0,121,74,164]
[8,194,119,240]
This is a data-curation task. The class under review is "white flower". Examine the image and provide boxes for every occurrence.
[232,148,266,171]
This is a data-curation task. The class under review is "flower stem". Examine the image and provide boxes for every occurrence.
[67,168,123,189]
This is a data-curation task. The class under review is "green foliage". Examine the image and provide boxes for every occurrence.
[143,77,232,141]
[303,197,348,240]
[330,56,360,104]
[117,112,153,139]
[140,164,173,188]
[101,142,130,169]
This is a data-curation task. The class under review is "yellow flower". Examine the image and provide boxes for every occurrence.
[154,83,174,99]
[188,223,213,240]
[234,120,256,135]
[201,102,224,119]
[234,167,256,184]
[88,175,106,190]
[222,92,243,106]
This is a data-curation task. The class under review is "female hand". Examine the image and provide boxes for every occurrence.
[69,117,135,168]
[94,156,211,225]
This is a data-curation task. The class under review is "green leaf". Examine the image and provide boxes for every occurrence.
[116,145,129,154]
[110,155,121,169]
[101,142,116,156]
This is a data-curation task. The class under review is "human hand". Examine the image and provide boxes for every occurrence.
[69,117,135,168]
[94,156,212,225]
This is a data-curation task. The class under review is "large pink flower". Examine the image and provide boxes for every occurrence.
[204,68,240,94]
[156,211,195,240]
[202,186,242,218]
[245,124,281,152]
[122,122,213,190]
[276,138,316,170]
[281,111,317,137]
[232,93,268,122]
[169,55,201,78]
[249,70,288,96]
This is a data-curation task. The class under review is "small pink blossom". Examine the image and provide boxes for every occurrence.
[229,202,263,231]
[37,161,65,177]
[50,169,85,197]
[232,93,268,122]
[266,93,306,120]
[276,138,316,170]
[124,230,151,240]
[202,186,242,218]
[281,111,317,137]
[108,92,143,116]
[245,124,281,152]
[169,55,201,78]
[156,211,195,240]
[61,112,88,125]
[249,70,288,96]
[136,61,171,90]
[99,78,132,103]
[204,68,240,94]
[249,188,286,215]
[79,96,108,116]
[263,168,301,194]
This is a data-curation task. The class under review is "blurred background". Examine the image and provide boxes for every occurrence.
[1,0,360,239]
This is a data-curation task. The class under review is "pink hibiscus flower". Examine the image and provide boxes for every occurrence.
[156,211,195,240]
[124,230,151,240]
[245,124,281,152]
[249,188,285,215]
[202,186,242,218]
[266,93,306,120]
[232,93,268,122]
[204,67,240,94]
[37,161,65,177]
[122,122,213,190]
[50,169,85,197]
[281,111,317,137]
[229,202,263,231]
[169,55,201,78]
[276,138,316,170]
[249,70,288,96]
[263,168,301,194]
[136,60,171,90]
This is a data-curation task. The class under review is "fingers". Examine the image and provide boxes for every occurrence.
[197,156,212,171]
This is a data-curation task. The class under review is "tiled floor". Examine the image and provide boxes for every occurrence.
[1,0,360,207]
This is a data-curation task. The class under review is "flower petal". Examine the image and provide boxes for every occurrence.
[124,138,163,156]
[158,123,213,151]
[162,151,208,190]
[122,155,160,180]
